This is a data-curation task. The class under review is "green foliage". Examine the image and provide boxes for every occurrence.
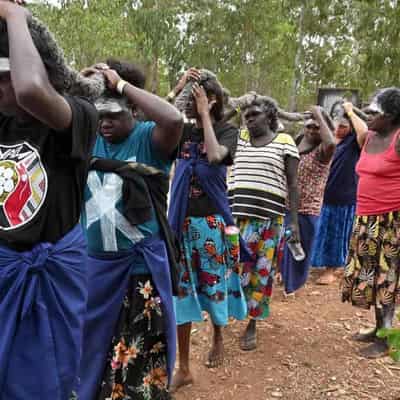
[377,327,400,362]
[31,0,400,108]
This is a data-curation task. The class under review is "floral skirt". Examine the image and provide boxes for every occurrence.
[174,214,246,326]
[238,216,284,320]
[98,275,171,400]
[342,212,400,309]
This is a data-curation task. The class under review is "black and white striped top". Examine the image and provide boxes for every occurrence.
[228,131,299,220]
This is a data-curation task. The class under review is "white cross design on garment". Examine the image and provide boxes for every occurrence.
[86,171,145,251]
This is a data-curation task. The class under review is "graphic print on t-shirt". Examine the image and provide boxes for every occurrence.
[0,142,48,230]
[85,171,145,252]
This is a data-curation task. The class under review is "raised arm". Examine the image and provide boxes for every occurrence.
[343,102,368,148]
[311,105,336,163]
[192,83,228,164]
[1,1,72,130]
[166,67,201,103]
[103,69,183,158]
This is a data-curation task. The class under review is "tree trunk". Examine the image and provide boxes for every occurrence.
[150,54,159,94]
[289,4,306,112]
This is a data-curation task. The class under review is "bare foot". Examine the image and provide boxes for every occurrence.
[206,336,224,368]
[170,369,194,393]
[316,270,338,285]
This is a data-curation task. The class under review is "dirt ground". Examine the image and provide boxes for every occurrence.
[174,270,400,400]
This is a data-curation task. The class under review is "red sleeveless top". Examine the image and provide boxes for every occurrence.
[356,130,400,215]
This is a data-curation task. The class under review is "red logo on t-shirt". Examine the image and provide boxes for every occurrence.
[0,142,48,230]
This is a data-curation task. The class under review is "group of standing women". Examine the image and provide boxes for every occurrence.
[2,3,400,399]
[280,101,367,294]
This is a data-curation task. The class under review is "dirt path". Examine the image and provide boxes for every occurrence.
[174,270,400,400]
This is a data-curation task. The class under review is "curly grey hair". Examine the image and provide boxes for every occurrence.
[0,15,105,101]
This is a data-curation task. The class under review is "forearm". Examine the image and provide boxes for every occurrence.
[123,84,182,130]
[314,111,335,146]
[313,111,336,159]
[348,112,368,147]
[287,186,299,226]
[285,157,300,226]
[201,112,227,164]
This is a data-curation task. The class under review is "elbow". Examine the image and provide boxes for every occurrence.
[166,110,184,131]
[326,141,336,155]
[164,113,184,140]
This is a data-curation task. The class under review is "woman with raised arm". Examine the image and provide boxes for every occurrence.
[77,59,183,400]
[312,101,368,285]
[280,106,336,295]
[169,69,247,391]
[342,88,400,358]
[0,2,99,399]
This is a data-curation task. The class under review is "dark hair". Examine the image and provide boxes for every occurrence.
[377,87,400,124]
[200,77,224,121]
[329,100,345,120]
[329,99,354,131]
[251,96,279,132]
[106,58,146,89]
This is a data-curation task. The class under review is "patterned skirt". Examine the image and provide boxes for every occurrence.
[342,211,400,309]
[238,216,284,320]
[174,214,246,326]
[98,275,171,400]
[311,203,356,268]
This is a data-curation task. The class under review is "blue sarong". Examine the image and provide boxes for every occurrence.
[311,203,356,268]
[78,235,176,400]
[281,213,319,294]
[169,157,250,261]
[0,225,87,400]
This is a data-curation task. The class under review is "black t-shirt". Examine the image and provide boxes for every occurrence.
[0,96,97,250]
[178,122,238,217]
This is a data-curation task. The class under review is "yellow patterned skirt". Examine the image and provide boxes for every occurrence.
[342,211,400,309]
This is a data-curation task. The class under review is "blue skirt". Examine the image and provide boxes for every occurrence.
[174,214,247,326]
[311,203,356,268]
[0,225,87,400]
[281,213,319,294]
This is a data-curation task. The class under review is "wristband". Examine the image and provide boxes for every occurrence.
[116,79,128,95]
[347,110,354,118]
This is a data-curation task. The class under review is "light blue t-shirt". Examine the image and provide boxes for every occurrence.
[81,121,171,259]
